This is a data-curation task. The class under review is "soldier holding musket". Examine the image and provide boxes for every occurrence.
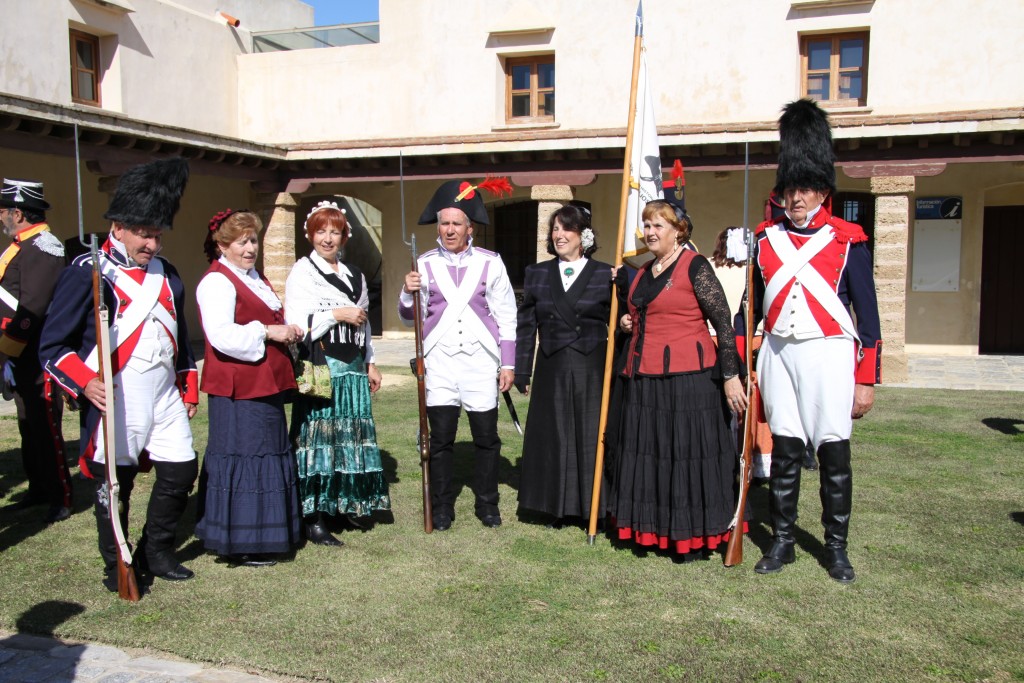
[40,158,199,592]
[398,178,516,531]
[736,99,882,583]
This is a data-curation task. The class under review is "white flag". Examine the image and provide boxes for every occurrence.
[622,47,662,267]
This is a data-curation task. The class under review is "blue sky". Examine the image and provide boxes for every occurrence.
[303,0,379,25]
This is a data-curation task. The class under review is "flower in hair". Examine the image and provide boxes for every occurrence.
[304,200,350,237]
[208,208,237,233]
[581,227,595,251]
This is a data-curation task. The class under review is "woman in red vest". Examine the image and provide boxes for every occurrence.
[195,209,305,566]
[608,200,748,560]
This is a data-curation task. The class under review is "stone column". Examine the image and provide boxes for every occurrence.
[530,184,574,263]
[255,191,298,300]
[869,175,913,384]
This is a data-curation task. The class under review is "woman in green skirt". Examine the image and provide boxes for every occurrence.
[285,201,390,546]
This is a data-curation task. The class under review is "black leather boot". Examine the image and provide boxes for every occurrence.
[755,435,805,574]
[87,461,137,592]
[305,512,344,546]
[140,459,198,581]
[818,439,855,583]
[427,405,461,530]
[467,408,501,528]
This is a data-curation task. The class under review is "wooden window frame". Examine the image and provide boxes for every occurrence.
[800,31,868,107]
[70,29,101,106]
[504,55,555,123]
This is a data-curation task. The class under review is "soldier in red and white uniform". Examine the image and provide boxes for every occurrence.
[737,99,881,584]
[39,158,198,592]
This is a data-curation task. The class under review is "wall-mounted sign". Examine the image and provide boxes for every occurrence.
[915,196,962,220]
[912,197,962,292]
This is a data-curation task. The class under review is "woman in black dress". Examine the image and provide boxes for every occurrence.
[514,204,613,525]
[609,200,747,558]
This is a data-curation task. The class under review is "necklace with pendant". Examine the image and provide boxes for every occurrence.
[653,244,679,275]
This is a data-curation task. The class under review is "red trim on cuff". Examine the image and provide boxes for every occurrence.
[55,352,97,394]
[856,341,881,384]
[178,369,199,404]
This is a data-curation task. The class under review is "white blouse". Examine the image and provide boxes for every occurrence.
[557,256,588,291]
[284,252,375,364]
[196,256,281,363]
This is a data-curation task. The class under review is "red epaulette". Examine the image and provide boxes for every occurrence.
[828,216,869,244]
[754,219,777,237]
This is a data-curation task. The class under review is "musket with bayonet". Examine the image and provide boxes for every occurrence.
[76,125,141,600]
[725,141,757,567]
[400,153,433,534]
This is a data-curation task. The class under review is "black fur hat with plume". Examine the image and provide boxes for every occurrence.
[773,98,836,197]
[104,157,189,230]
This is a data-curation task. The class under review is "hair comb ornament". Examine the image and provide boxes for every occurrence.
[303,200,349,236]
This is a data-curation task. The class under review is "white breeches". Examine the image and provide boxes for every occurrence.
[757,335,854,449]
[92,361,194,466]
[424,347,499,412]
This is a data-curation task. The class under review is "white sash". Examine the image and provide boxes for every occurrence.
[0,283,17,311]
[85,256,177,371]
[764,226,859,343]
[422,255,497,359]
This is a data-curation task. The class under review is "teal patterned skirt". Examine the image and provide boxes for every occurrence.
[291,354,391,517]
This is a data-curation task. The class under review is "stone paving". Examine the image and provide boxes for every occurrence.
[0,633,282,682]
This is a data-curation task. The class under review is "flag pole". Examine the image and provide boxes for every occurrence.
[587,2,645,544]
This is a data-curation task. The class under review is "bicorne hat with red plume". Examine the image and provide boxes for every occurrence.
[418,177,513,226]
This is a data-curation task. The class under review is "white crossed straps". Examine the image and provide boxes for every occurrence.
[763,226,860,344]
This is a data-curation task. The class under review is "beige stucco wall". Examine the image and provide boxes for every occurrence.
[0,0,311,137]
[0,146,263,346]
[238,0,1024,144]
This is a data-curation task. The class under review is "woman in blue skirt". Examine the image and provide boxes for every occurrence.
[195,209,305,566]
[285,201,390,546]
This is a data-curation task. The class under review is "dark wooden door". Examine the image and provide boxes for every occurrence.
[980,206,1024,354]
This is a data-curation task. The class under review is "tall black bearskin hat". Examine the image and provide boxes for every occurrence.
[103,157,189,230]
[417,177,513,226]
[774,98,836,197]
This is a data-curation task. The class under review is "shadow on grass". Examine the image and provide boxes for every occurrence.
[981,417,1024,435]
[0,441,88,554]
[14,600,85,635]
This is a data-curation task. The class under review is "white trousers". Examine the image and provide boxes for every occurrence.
[757,335,854,450]
[425,347,499,412]
[92,361,194,466]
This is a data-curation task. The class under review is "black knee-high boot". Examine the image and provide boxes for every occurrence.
[754,435,806,574]
[139,458,198,581]
[88,461,136,591]
[427,405,461,528]
[818,439,855,583]
[467,408,501,526]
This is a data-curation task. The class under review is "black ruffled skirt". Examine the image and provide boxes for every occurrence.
[606,370,739,554]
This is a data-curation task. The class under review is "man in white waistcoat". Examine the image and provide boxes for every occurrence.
[398,178,516,531]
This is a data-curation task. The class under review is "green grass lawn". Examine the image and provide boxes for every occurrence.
[1,375,1022,682]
